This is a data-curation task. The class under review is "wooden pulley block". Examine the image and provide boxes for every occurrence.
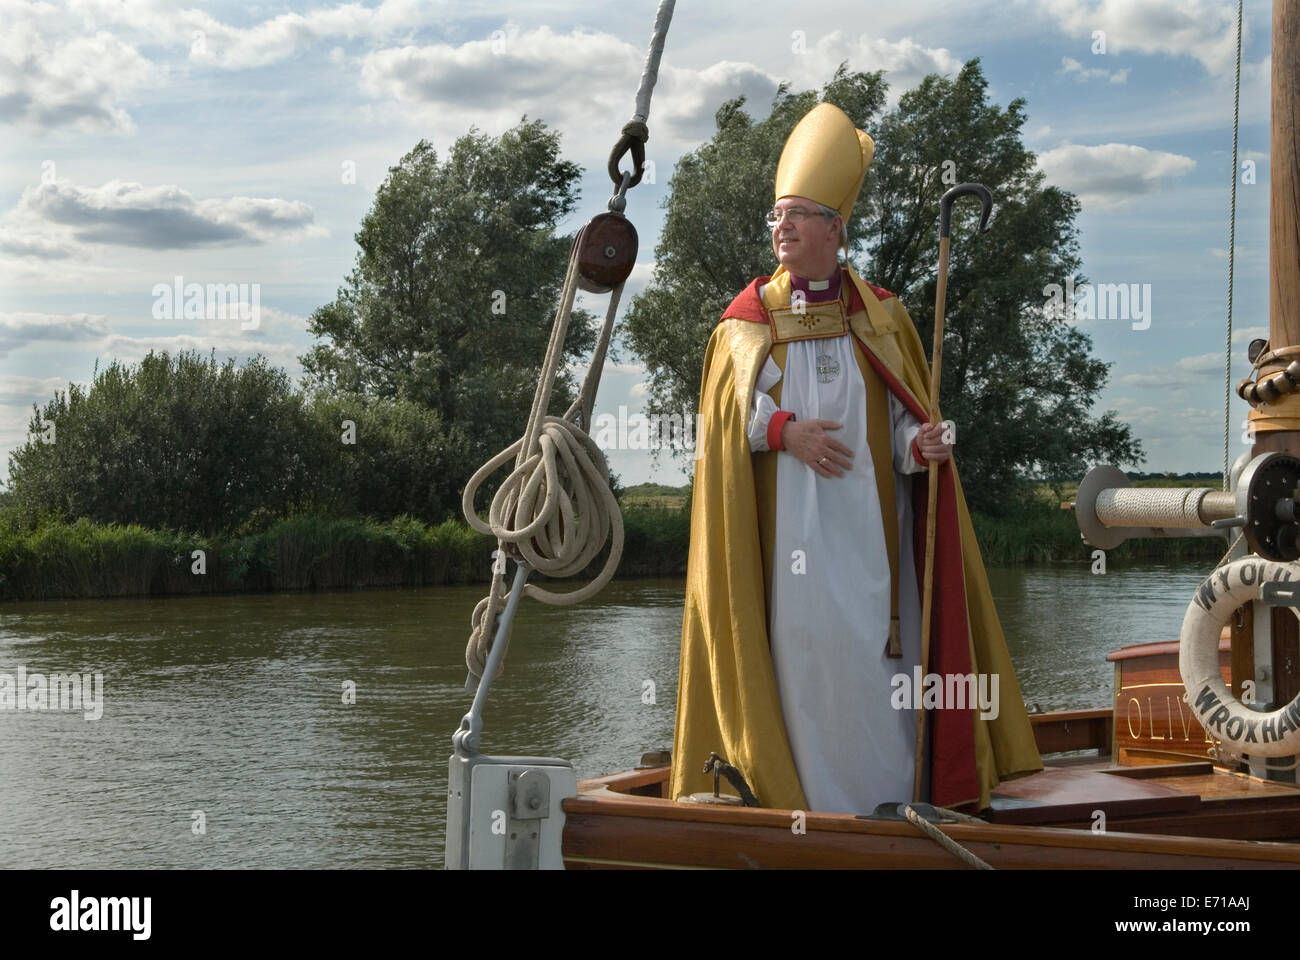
[575,212,638,293]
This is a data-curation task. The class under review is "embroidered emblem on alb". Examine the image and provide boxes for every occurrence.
[816,354,840,383]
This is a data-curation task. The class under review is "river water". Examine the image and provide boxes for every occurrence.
[0,563,1209,868]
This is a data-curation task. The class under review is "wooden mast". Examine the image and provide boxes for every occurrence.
[1250,0,1300,716]
[1272,1,1300,340]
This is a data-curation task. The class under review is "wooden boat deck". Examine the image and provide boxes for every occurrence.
[562,765,1300,868]
[561,709,1300,868]
[988,757,1300,839]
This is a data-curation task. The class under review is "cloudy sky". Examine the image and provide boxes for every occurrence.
[0,0,1278,489]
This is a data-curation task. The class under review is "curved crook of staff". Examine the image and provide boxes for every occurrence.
[913,183,994,803]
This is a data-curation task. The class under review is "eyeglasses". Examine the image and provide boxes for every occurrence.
[765,206,833,229]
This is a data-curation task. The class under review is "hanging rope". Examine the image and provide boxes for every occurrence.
[461,238,625,681]
[459,0,676,684]
[1224,0,1244,489]
[607,0,675,189]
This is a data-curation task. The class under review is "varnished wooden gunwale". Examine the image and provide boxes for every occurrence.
[566,774,1297,854]
[562,782,1300,868]
[566,724,1300,866]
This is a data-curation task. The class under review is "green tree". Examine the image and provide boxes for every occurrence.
[6,351,319,534]
[622,62,1142,515]
[301,120,597,488]
[306,392,469,524]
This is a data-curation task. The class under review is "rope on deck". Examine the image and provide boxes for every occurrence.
[901,804,994,870]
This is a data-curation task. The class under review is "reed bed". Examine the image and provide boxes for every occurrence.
[0,506,692,601]
[0,498,1222,602]
[0,515,494,601]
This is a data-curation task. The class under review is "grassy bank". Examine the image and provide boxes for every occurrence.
[0,506,692,602]
[0,481,1228,601]
[0,515,493,601]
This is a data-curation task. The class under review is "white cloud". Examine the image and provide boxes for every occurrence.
[6,5,963,151]
[360,26,636,142]
[65,0,441,69]
[1058,56,1129,83]
[0,1,159,132]
[188,0,439,70]
[1174,352,1228,376]
[0,229,74,260]
[1028,0,1246,76]
[191,305,309,341]
[1113,400,1163,421]
[605,360,649,376]
[0,307,306,375]
[1117,373,1163,388]
[1,0,445,132]
[0,311,110,356]
[1208,245,1257,261]
[785,32,963,103]
[0,374,70,406]
[355,22,966,151]
[1120,352,1239,387]
[1110,400,1225,469]
[1036,142,1195,209]
[655,59,783,140]
[359,24,784,147]
[100,333,305,373]
[15,179,325,249]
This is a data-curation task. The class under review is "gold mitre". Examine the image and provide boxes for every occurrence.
[774,102,874,221]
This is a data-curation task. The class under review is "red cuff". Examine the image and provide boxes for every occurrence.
[768,410,795,451]
[911,434,927,467]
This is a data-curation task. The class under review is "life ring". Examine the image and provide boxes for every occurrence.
[1179,557,1300,757]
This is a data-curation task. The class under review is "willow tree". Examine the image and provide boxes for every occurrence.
[302,120,597,492]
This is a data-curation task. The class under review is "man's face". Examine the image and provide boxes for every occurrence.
[770,195,841,280]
